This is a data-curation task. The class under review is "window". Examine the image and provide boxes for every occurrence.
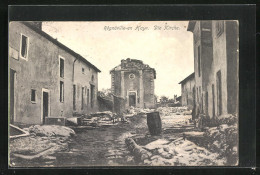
[73,85,76,110]
[198,46,201,77]
[81,87,84,110]
[31,89,36,103]
[129,73,135,79]
[91,75,94,82]
[60,81,64,102]
[82,68,85,74]
[60,57,64,78]
[20,34,29,60]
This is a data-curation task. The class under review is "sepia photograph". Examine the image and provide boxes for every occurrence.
[8,20,239,167]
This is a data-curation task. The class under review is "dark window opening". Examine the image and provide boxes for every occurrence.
[31,89,36,102]
[60,81,64,102]
[60,58,64,78]
[73,85,76,110]
[21,35,28,58]
[198,46,201,77]
[81,87,84,110]
[82,68,85,74]
[91,75,94,82]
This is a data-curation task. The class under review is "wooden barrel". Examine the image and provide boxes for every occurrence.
[146,112,162,135]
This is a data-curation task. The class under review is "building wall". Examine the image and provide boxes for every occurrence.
[181,78,195,109]
[143,70,155,108]
[192,22,203,113]
[9,22,99,125]
[111,60,156,109]
[190,20,238,120]
[209,21,228,117]
[72,59,99,114]
[124,70,140,108]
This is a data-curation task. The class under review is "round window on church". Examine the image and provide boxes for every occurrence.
[129,73,135,79]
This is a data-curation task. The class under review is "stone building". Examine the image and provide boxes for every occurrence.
[179,72,195,109]
[187,20,238,119]
[110,58,156,109]
[9,22,101,125]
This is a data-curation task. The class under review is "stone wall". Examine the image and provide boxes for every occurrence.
[9,22,99,125]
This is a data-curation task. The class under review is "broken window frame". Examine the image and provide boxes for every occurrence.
[19,33,29,61]
[31,89,36,103]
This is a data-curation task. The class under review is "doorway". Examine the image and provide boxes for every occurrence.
[212,84,215,118]
[90,85,95,108]
[10,69,16,124]
[216,71,222,115]
[41,89,49,124]
[128,92,136,107]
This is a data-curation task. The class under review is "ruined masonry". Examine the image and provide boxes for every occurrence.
[110,58,156,109]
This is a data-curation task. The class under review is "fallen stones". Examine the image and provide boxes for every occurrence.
[29,125,76,137]
[10,125,76,166]
[125,137,226,166]
[125,138,153,163]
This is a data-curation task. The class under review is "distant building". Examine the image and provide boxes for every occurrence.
[110,58,156,109]
[179,72,195,108]
[187,20,238,119]
[9,22,101,125]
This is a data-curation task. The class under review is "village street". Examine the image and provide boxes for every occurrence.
[10,106,236,167]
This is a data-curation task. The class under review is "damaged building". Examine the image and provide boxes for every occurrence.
[9,21,101,125]
[110,58,156,109]
[179,72,195,109]
[187,20,239,119]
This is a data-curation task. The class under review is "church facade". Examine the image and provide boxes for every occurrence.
[110,58,156,109]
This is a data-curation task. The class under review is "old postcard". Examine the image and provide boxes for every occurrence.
[8,20,239,167]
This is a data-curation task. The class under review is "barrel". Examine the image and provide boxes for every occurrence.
[146,111,162,135]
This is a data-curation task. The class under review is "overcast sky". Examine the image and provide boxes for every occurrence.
[42,21,194,98]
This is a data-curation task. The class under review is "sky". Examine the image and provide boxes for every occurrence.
[42,21,194,98]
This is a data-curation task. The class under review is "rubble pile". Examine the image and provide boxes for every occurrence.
[10,125,75,166]
[157,106,189,116]
[203,122,238,165]
[125,137,225,166]
[124,107,155,118]
[202,113,237,127]
[28,125,75,137]
[81,111,119,126]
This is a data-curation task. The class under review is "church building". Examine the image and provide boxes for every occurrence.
[110,58,156,109]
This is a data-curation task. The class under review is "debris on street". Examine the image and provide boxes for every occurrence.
[9,125,75,166]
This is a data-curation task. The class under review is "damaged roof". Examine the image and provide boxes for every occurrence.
[110,58,156,79]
